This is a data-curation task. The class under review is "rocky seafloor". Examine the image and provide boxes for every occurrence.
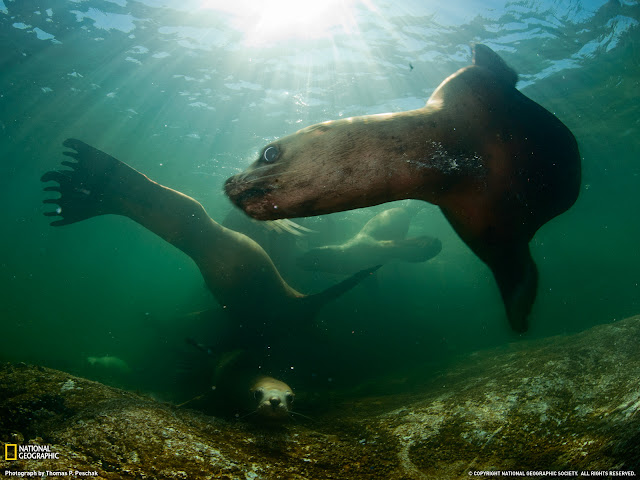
[1,316,640,479]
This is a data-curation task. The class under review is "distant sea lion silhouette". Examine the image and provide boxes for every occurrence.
[225,44,581,333]
[87,355,131,372]
[41,140,377,354]
[297,207,442,274]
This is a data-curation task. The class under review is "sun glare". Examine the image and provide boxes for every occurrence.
[199,0,365,46]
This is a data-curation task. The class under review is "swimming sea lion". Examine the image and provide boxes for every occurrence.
[41,140,378,355]
[249,376,295,420]
[297,207,442,274]
[225,44,581,333]
[86,355,131,372]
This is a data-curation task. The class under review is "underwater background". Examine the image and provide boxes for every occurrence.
[1,0,639,404]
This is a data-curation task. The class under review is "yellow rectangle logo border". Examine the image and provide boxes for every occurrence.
[5,443,18,460]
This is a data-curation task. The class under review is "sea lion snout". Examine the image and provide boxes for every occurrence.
[225,176,272,205]
[224,174,279,219]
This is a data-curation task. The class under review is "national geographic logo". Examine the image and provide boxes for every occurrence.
[5,444,17,460]
[4,444,60,460]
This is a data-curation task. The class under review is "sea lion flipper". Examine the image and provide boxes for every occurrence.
[472,44,518,87]
[41,139,148,226]
[41,139,122,226]
[487,243,538,333]
[303,265,382,313]
[387,236,442,263]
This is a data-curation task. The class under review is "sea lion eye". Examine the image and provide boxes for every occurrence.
[286,393,295,404]
[254,389,264,401]
[263,146,278,163]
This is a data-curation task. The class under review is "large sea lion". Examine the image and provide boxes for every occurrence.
[225,44,581,333]
[41,140,377,360]
[297,207,442,274]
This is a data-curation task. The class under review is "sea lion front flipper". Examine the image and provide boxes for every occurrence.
[440,206,537,333]
[489,243,538,334]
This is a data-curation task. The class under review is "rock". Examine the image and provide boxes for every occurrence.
[1,317,640,479]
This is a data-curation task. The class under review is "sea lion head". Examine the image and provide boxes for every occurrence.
[225,115,418,220]
[250,376,295,420]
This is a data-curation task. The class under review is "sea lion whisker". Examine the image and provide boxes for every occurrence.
[175,394,206,408]
[243,162,275,173]
[238,410,258,420]
[289,411,313,421]
[231,164,313,185]
[264,219,314,236]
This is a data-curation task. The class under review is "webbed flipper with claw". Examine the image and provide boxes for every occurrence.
[41,138,144,226]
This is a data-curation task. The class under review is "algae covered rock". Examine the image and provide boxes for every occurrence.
[1,317,640,479]
[369,317,640,478]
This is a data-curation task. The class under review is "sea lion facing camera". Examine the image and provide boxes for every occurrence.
[225,44,581,333]
[249,376,295,420]
[297,207,442,274]
[178,343,296,421]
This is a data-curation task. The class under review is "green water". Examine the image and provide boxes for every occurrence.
[1,0,639,403]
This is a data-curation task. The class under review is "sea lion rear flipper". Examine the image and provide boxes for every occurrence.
[303,265,382,313]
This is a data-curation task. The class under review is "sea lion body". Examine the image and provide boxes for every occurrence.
[41,140,376,319]
[225,45,581,332]
[87,355,131,372]
[41,139,379,389]
[297,207,442,274]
